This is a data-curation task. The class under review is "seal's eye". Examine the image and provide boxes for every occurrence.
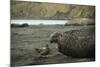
[50,40,53,43]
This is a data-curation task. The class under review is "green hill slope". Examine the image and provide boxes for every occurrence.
[11,1,95,20]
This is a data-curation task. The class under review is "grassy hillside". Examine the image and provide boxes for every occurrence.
[11,1,95,20]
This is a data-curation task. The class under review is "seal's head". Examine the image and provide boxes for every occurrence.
[50,31,62,43]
